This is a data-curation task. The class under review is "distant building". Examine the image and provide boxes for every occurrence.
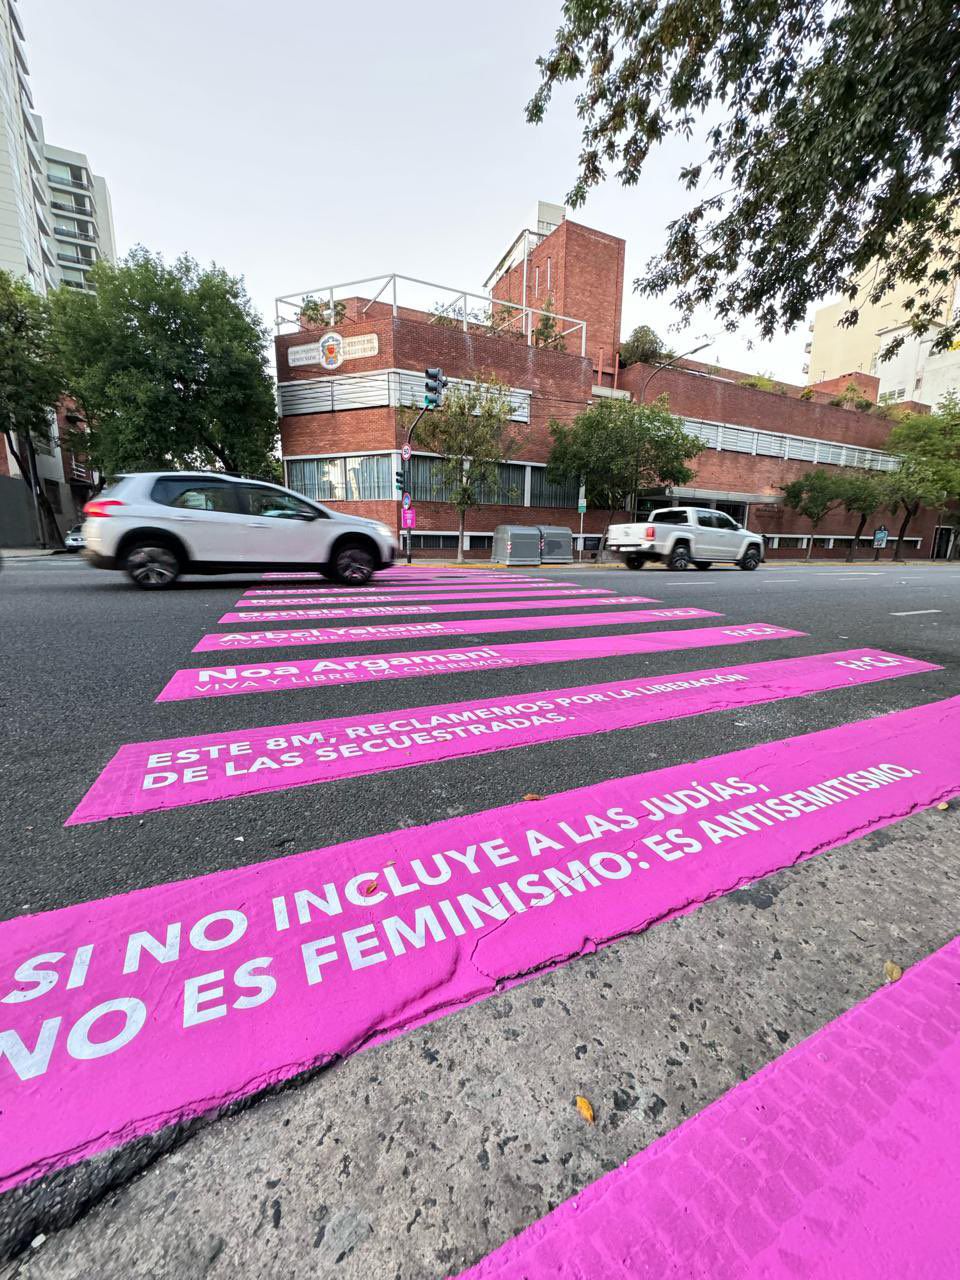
[805,266,958,385]
[0,0,117,546]
[274,205,947,561]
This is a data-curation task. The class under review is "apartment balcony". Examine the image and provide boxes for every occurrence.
[57,252,95,269]
[50,198,94,218]
[61,278,95,291]
[47,172,90,192]
[54,225,97,244]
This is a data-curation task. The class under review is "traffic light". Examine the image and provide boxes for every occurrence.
[424,367,448,409]
[395,469,405,493]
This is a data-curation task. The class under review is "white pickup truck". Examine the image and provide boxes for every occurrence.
[606,506,765,571]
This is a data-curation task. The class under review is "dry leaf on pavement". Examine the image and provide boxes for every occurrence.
[575,1095,595,1125]
[523,793,544,802]
[883,960,903,983]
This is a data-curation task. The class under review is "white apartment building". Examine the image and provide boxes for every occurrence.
[0,0,118,546]
[872,323,960,411]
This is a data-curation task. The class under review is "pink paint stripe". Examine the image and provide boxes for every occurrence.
[193,607,722,653]
[6,698,958,1192]
[456,935,960,1279]
[67,650,936,825]
[160,620,787,703]
[219,594,660,624]
[243,581,575,595]
[233,588,612,607]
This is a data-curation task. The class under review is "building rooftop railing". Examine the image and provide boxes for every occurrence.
[274,271,588,357]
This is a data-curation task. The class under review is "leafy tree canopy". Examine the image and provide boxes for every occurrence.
[0,270,62,446]
[528,0,960,351]
[51,248,278,478]
[619,324,673,367]
[547,396,702,514]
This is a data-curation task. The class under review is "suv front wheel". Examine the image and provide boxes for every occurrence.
[330,539,376,585]
[123,542,182,589]
[738,545,762,571]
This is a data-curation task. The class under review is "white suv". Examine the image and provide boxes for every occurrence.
[82,472,398,589]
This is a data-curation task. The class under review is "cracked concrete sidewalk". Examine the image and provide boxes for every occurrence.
[2,804,957,1279]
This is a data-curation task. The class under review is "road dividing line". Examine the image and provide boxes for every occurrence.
[160,622,798,703]
[233,588,613,607]
[67,649,937,825]
[891,609,943,616]
[456,935,960,1280]
[193,607,723,653]
[218,595,662,624]
[6,698,958,1193]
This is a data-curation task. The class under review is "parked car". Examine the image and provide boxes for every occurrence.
[64,524,85,551]
[605,507,764,571]
[82,472,398,589]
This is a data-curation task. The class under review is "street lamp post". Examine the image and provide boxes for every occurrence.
[631,340,711,520]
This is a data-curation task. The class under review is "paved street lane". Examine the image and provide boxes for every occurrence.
[0,558,958,1275]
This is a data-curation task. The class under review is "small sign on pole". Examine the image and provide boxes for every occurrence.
[402,492,412,510]
[873,526,888,549]
[400,443,412,462]
[401,507,417,530]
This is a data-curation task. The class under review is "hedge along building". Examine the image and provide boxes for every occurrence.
[274,209,944,560]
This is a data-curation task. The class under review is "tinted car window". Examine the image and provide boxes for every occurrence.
[714,512,740,531]
[653,509,688,525]
[240,486,320,519]
[695,510,719,527]
[151,478,239,512]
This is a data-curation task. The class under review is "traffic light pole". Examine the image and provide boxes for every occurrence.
[401,405,429,565]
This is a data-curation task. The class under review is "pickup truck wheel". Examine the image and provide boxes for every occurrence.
[738,546,762,571]
[668,544,691,571]
[624,553,647,570]
[693,560,712,570]
[123,543,181,589]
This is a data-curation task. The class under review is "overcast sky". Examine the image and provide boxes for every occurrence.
[24,0,805,380]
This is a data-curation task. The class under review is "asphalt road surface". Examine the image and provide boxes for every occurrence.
[0,555,958,1277]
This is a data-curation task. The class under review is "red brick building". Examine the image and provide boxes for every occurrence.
[275,210,945,560]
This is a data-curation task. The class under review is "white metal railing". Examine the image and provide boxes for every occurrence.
[274,271,587,357]
[682,417,900,473]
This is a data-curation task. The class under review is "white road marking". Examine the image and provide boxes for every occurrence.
[890,609,943,616]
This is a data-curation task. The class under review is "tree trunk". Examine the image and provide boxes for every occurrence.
[847,513,868,562]
[4,426,61,547]
[805,527,815,560]
[893,504,917,562]
[457,507,466,563]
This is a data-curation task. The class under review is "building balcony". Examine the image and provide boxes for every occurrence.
[50,198,94,218]
[54,225,97,244]
[57,252,95,268]
[47,173,90,192]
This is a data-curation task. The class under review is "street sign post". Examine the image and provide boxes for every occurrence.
[402,492,412,510]
[400,443,412,462]
[401,507,416,530]
[873,525,888,561]
[577,483,587,561]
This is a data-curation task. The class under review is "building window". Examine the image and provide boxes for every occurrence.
[287,455,392,502]
[411,533,458,549]
[43,479,62,513]
[408,455,459,503]
[530,467,579,508]
[468,534,494,550]
[474,462,525,505]
[546,257,551,292]
[534,266,540,297]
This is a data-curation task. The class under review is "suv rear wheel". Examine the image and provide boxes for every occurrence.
[330,539,376,585]
[738,545,762,571]
[624,553,646,570]
[668,543,691,571]
[123,542,182,589]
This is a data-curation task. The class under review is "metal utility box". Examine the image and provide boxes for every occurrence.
[538,525,573,563]
[492,524,541,565]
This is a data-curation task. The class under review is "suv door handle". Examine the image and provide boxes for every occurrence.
[245,521,269,528]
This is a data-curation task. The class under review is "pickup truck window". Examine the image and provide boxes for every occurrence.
[714,512,740,531]
[653,509,688,525]
[695,510,719,527]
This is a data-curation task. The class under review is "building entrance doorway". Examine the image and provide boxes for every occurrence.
[933,525,955,560]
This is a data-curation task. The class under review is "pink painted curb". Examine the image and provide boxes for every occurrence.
[160,621,796,702]
[3,698,958,1192]
[454,934,960,1279]
[193,607,721,653]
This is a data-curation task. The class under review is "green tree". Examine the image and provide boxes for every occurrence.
[300,296,346,327]
[51,248,278,478]
[414,378,517,562]
[547,396,703,522]
[532,295,565,351]
[879,458,946,561]
[782,470,845,559]
[528,1,960,352]
[0,270,66,544]
[619,325,673,367]
[835,470,884,561]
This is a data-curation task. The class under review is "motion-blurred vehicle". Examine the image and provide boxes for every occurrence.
[82,471,397,589]
[606,506,764,571]
[64,525,85,551]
